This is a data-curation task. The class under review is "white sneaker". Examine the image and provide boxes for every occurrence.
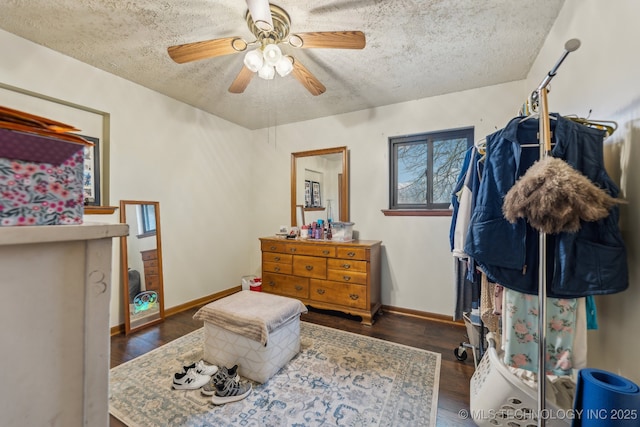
[183,360,219,376]
[172,370,210,390]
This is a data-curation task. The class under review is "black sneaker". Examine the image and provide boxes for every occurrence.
[210,378,252,405]
[201,365,239,396]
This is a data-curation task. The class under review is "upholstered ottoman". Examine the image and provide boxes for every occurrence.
[193,290,307,383]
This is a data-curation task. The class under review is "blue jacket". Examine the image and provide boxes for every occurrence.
[464,115,628,298]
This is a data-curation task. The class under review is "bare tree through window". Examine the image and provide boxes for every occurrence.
[390,128,472,210]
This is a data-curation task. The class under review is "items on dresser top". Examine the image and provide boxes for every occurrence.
[260,237,382,325]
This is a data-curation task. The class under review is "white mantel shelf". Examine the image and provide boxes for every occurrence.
[0,222,129,245]
[0,222,127,427]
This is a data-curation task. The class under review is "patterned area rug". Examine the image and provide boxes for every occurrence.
[109,322,441,426]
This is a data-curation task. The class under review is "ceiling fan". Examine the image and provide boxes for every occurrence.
[167,0,366,96]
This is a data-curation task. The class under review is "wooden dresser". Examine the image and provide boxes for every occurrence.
[260,237,382,325]
[141,248,160,292]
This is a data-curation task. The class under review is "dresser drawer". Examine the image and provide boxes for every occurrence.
[144,265,159,276]
[143,258,158,268]
[327,258,367,273]
[262,273,309,298]
[310,279,367,309]
[141,250,157,261]
[261,241,289,253]
[336,247,368,261]
[262,252,293,264]
[292,255,327,279]
[326,269,367,285]
[263,261,293,275]
[286,243,335,257]
[145,275,160,292]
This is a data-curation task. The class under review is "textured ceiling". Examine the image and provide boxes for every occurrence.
[0,0,565,130]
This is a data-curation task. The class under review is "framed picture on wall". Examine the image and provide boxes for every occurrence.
[304,180,312,207]
[80,135,101,206]
[312,181,321,207]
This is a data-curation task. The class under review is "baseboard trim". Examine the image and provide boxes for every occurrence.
[110,290,462,336]
[382,304,464,327]
[110,286,241,336]
[164,286,241,317]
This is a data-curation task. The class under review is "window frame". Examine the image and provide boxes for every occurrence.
[136,204,157,238]
[387,127,474,214]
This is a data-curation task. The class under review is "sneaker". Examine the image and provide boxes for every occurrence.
[172,370,210,390]
[183,360,219,376]
[210,378,252,405]
[201,365,240,396]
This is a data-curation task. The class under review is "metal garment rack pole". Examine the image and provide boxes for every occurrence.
[530,38,581,427]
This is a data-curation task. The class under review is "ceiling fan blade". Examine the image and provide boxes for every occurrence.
[168,37,245,64]
[291,59,326,96]
[228,65,255,94]
[246,0,273,31]
[291,31,366,49]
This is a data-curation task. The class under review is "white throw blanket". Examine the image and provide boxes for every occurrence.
[193,291,308,346]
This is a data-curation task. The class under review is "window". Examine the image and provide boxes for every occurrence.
[136,204,157,237]
[388,127,473,213]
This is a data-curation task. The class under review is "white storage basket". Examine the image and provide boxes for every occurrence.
[470,333,571,427]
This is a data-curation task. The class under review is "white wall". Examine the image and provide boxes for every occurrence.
[523,0,640,383]
[0,29,255,327]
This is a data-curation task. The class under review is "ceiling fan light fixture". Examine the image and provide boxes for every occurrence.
[254,20,273,32]
[244,49,264,72]
[258,63,276,80]
[262,44,283,67]
[275,56,293,77]
[246,0,273,32]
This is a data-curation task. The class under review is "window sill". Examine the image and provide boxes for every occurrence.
[381,209,452,217]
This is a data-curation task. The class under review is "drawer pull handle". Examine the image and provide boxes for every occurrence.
[290,248,297,253]
[268,281,275,287]
[274,256,281,261]
[349,294,359,300]
[295,285,303,291]
[343,276,351,281]
[274,266,280,272]
[305,265,313,271]
[270,246,277,250]
[342,264,351,269]
[347,251,356,257]
[322,250,330,255]
[317,289,325,295]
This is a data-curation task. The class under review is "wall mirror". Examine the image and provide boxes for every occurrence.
[120,200,165,334]
[291,146,349,226]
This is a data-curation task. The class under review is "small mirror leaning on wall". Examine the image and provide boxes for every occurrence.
[120,200,165,335]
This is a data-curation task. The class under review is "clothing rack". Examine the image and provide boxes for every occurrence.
[526,38,581,427]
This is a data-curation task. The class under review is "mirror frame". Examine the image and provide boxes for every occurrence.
[120,200,165,335]
[291,146,349,227]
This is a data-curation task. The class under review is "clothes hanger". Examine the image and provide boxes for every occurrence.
[474,138,486,155]
[518,91,538,116]
[564,112,618,137]
[518,90,559,124]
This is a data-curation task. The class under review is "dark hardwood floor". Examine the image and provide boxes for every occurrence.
[110,306,476,426]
